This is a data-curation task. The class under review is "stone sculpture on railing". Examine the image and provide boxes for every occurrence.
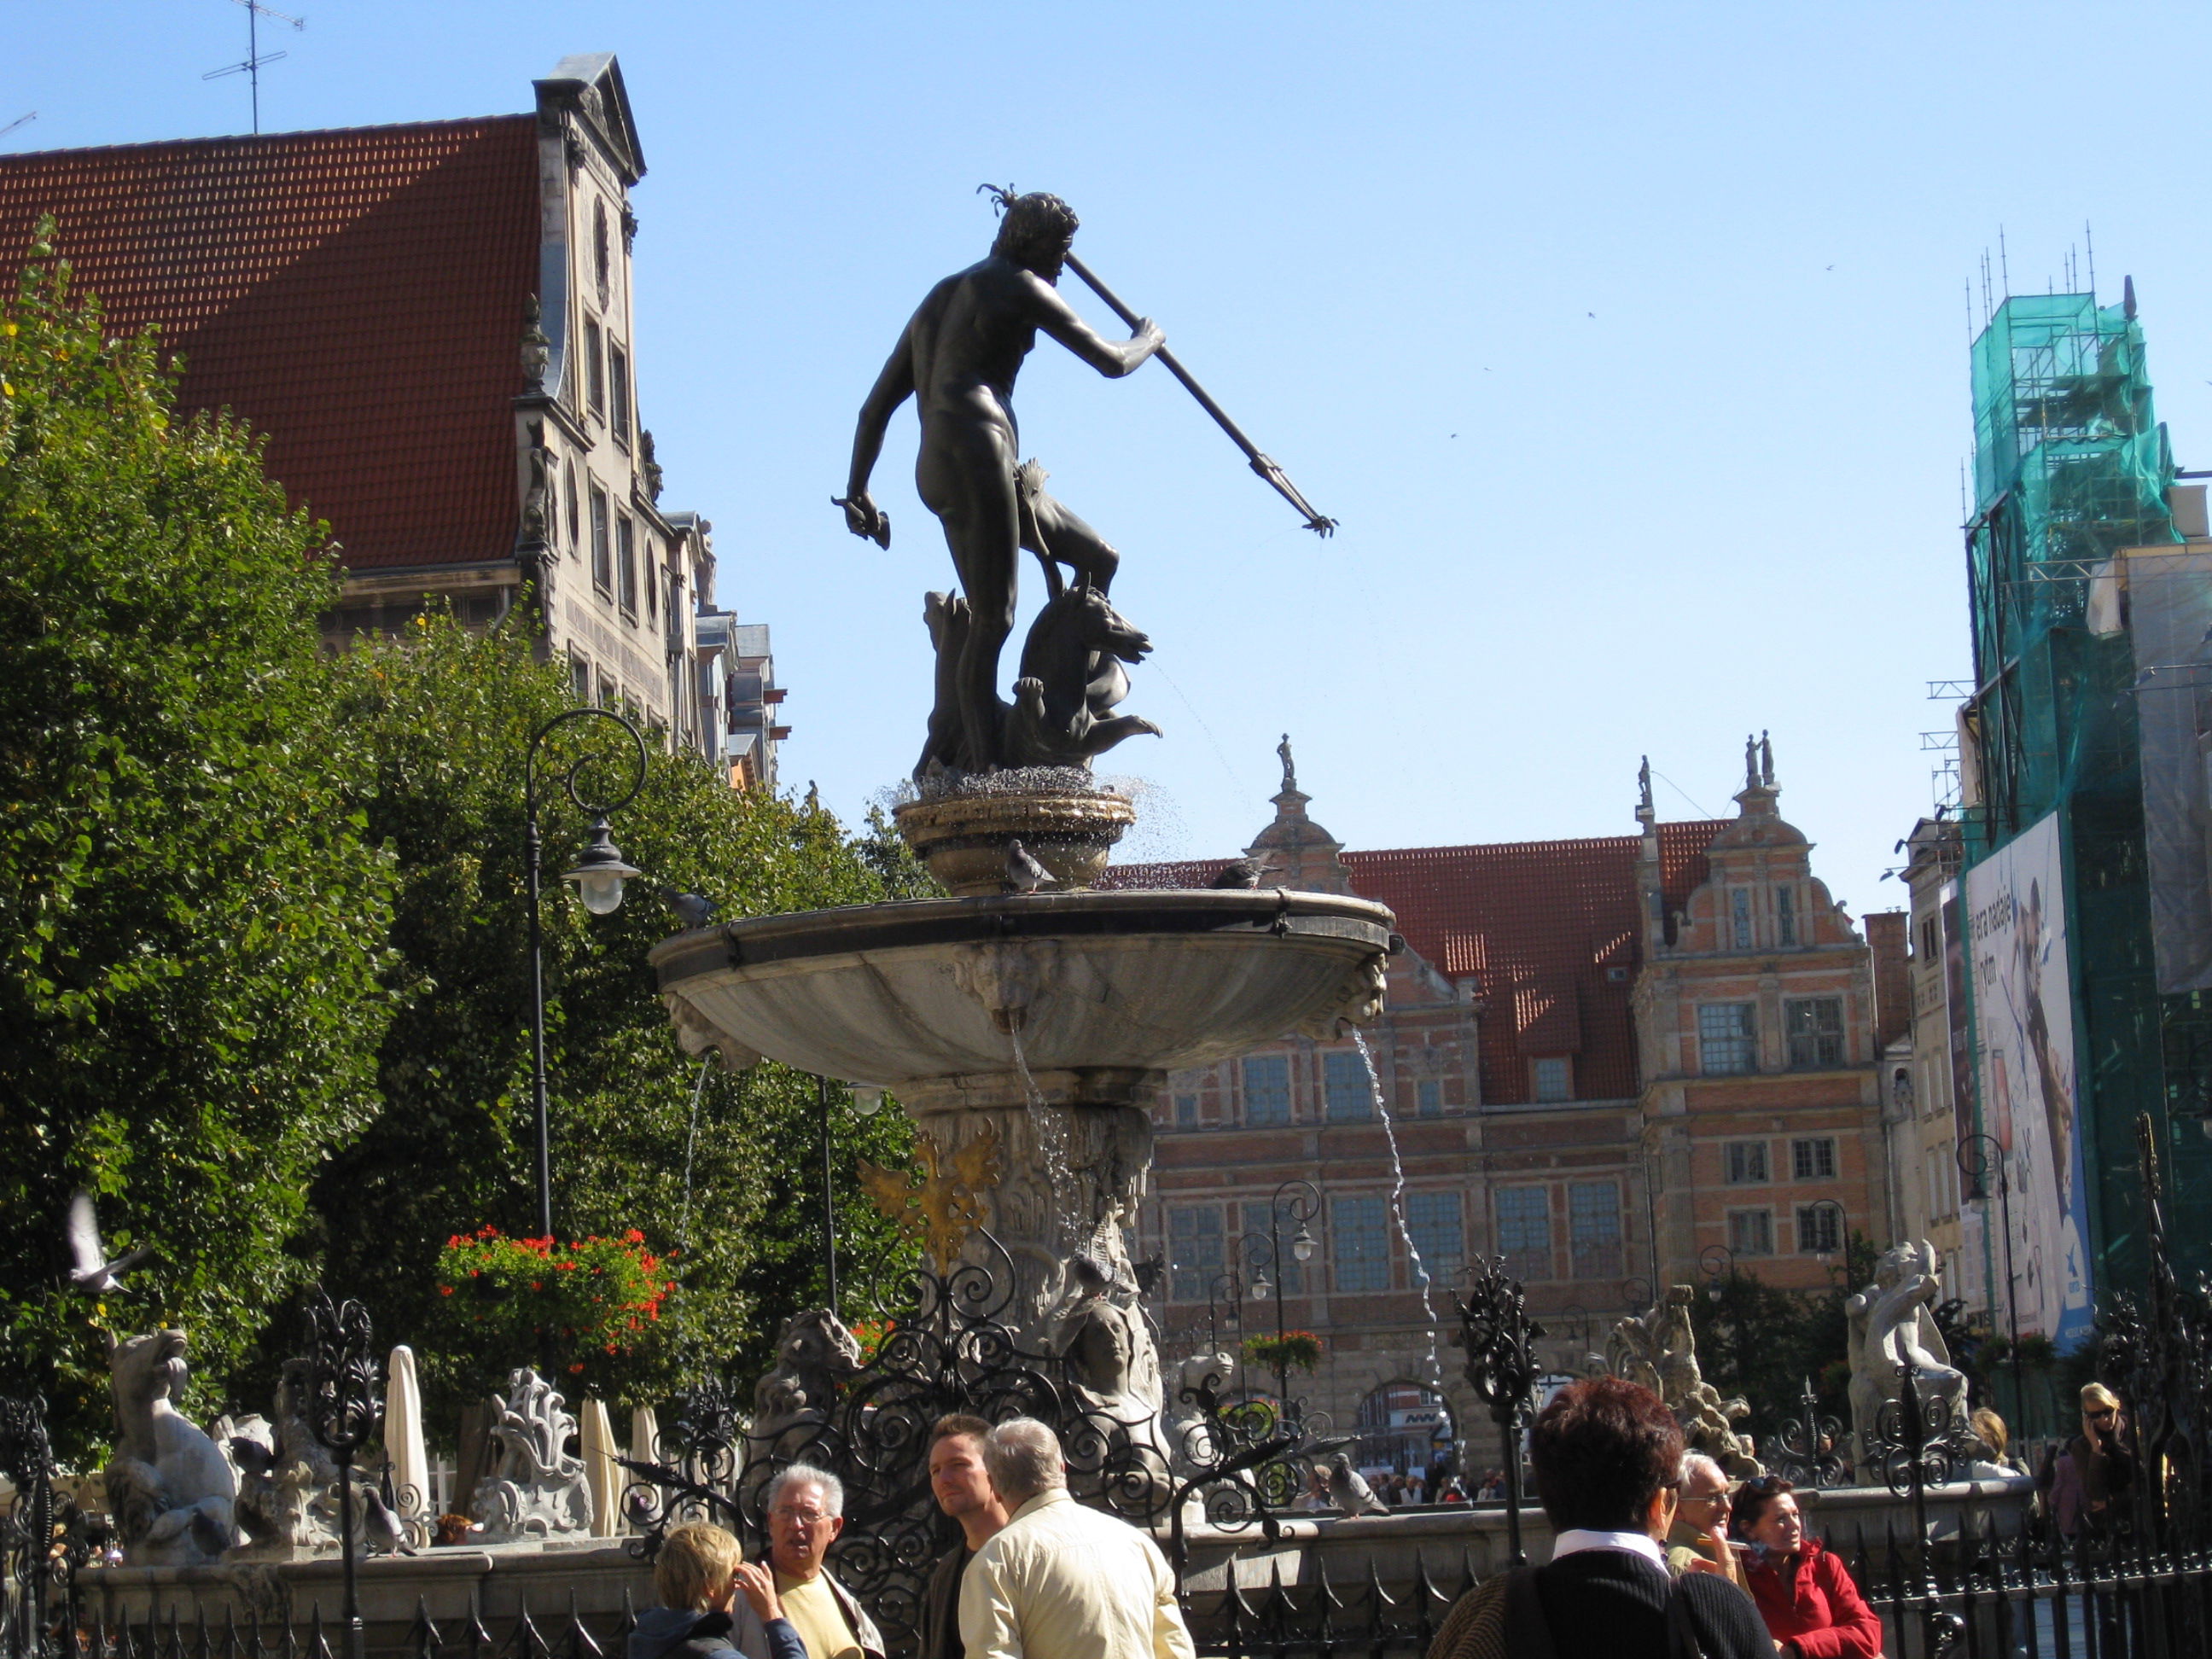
[748,1309,863,1464]
[1607,1286,1762,1478]
[101,1329,237,1565]
[470,1369,593,1541]
[1845,1239,1969,1478]
[224,1359,343,1557]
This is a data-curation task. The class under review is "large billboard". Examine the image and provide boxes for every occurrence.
[1965,812,2094,1348]
[2126,546,2212,992]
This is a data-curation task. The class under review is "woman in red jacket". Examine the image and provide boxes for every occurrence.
[1732,1476,1883,1659]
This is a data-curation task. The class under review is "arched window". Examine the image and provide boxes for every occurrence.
[593,199,611,300]
[564,462,580,551]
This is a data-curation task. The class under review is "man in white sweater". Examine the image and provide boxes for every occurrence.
[957,1419,1194,1659]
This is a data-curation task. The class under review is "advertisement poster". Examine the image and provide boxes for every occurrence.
[1964,813,2094,1348]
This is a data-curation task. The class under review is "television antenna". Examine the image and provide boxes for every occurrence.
[0,113,36,143]
[202,0,305,135]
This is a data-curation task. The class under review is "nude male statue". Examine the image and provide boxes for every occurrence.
[840,191,1165,772]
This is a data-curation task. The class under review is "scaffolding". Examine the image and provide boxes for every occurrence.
[1959,288,2200,1306]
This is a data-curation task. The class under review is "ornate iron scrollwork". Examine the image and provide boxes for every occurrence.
[1768,1377,1850,1490]
[0,1394,86,1659]
[620,1231,1327,1656]
[1454,1257,1544,1565]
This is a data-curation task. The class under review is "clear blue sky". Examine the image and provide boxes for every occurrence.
[15,3,2212,917]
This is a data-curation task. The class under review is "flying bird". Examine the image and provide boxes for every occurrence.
[66,1190,153,1292]
[1004,839,1051,895]
[1325,1452,1391,1516]
[1210,857,1281,890]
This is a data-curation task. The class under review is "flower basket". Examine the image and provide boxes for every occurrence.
[1243,1330,1324,1374]
[434,1226,673,1392]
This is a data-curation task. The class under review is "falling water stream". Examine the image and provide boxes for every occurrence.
[1007,1022,1075,1247]
[1352,1028,1448,1397]
[675,1051,715,1254]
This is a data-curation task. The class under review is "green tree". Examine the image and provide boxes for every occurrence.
[1687,1239,1872,1446]
[0,229,399,1458]
[308,615,918,1432]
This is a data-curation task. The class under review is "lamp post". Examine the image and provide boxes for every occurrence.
[1205,1271,1243,1358]
[1957,1132,2024,1423]
[1238,1179,1321,1416]
[1699,1243,1736,1303]
[524,707,646,1243]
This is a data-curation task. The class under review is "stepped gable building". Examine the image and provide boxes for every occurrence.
[1105,741,1888,1473]
[0,55,780,781]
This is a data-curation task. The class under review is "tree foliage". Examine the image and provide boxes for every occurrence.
[0,229,398,1454]
[1686,1235,1875,1446]
[0,235,923,1460]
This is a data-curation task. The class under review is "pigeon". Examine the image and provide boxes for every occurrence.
[1004,839,1051,895]
[66,1190,152,1292]
[1131,1255,1166,1295]
[656,887,719,928]
[360,1486,418,1556]
[1325,1452,1391,1516]
[1210,857,1280,890]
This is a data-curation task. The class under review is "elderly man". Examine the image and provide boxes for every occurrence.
[920,1415,1012,1659]
[1428,1379,1769,1659]
[1665,1453,1743,1586]
[958,1418,1194,1659]
[731,1465,883,1659]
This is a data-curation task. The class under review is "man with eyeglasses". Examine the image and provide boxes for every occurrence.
[733,1465,883,1659]
[1665,1454,1743,1587]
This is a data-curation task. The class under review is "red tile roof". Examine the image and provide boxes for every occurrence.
[0,118,539,570]
[1106,821,1720,1104]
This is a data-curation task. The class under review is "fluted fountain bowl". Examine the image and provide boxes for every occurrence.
[652,888,1398,1109]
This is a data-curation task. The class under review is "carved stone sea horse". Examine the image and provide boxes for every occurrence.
[102,1329,237,1564]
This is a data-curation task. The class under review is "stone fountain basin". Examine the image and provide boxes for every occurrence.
[651,888,1398,1097]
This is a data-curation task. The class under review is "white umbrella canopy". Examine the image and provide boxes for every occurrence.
[385,1345,430,1525]
[580,1397,620,1538]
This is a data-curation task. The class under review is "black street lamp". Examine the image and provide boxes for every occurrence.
[1699,1243,1737,1303]
[524,707,647,1242]
[1205,1271,1243,1356]
[1237,1178,1321,1416]
[1957,1132,2025,1423]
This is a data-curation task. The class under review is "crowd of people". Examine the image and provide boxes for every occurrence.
[632,1378,2137,1659]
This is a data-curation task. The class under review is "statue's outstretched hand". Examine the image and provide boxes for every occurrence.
[1132,317,1166,356]
[836,492,891,549]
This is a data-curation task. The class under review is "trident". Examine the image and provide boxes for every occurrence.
[984,184,1337,537]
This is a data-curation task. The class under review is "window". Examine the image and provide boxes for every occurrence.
[568,653,591,704]
[1168,1206,1223,1301]
[1791,1137,1837,1180]
[1727,1208,1774,1256]
[1416,1078,1442,1116]
[1406,1191,1464,1280]
[1921,916,1940,960]
[610,343,632,446]
[645,551,658,620]
[1496,1187,1551,1281]
[1785,998,1844,1068]
[1777,887,1797,946]
[1569,1181,1622,1278]
[585,318,606,416]
[1241,1200,1302,1295]
[1173,1093,1196,1127]
[1731,888,1753,949]
[1796,1203,1842,1255]
[1332,1196,1389,1292]
[1531,1057,1572,1103]
[617,515,638,614]
[563,462,579,551]
[593,199,611,299]
[1724,1141,1769,1185]
[1698,1003,1757,1074]
[589,486,611,592]
[1324,1050,1371,1121]
[1242,1054,1290,1126]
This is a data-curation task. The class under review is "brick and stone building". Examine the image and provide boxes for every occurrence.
[1109,740,1890,1471]
[0,55,779,781]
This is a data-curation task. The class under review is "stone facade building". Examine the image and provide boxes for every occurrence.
[0,55,778,781]
[1889,816,1971,1302]
[1109,742,1892,1470]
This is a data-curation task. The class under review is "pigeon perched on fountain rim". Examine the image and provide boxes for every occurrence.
[1324,1450,1391,1516]
[1004,838,1052,894]
[1210,856,1281,889]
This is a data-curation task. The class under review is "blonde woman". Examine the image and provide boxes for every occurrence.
[631,1522,806,1659]
[2035,1383,2135,1541]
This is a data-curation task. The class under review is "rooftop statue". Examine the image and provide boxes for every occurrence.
[841,190,1164,776]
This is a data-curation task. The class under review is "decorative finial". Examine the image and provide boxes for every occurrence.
[1278,733,1297,795]
[1760,730,1775,789]
[1744,733,1759,791]
[521,294,550,395]
[1637,755,1653,818]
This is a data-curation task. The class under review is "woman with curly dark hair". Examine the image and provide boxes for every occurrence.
[1732,1476,1882,1659]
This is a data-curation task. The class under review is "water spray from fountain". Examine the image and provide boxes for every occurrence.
[1352,1029,1447,1398]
